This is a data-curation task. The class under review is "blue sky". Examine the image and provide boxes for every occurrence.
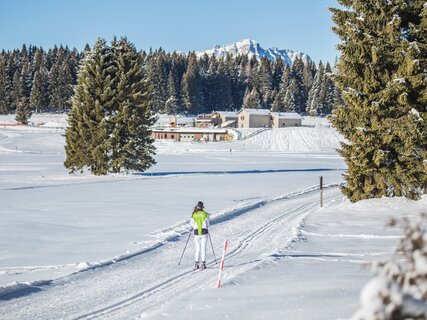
[0,0,340,63]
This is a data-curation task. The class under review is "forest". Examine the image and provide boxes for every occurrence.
[0,44,339,117]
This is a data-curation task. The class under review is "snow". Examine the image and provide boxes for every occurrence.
[238,108,271,115]
[271,112,303,120]
[196,39,311,65]
[0,113,425,319]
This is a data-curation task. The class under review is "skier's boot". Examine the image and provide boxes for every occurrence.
[201,261,207,270]
[194,261,200,270]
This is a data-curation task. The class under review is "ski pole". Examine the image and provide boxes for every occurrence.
[209,233,218,264]
[178,232,192,265]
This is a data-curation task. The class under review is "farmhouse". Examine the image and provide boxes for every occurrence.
[211,111,238,128]
[271,112,303,128]
[237,109,303,128]
[151,127,229,142]
[237,108,271,128]
[195,114,221,128]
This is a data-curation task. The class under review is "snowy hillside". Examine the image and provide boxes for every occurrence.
[0,113,425,319]
[195,39,311,64]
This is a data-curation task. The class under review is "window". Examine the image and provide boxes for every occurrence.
[240,116,245,120]
[171,135,174,139]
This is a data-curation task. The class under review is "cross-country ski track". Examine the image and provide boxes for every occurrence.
[0,184,343,320]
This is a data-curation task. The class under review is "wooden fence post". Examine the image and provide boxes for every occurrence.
[320,176,323,207]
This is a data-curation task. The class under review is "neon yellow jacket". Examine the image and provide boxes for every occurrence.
[191,210,210,235]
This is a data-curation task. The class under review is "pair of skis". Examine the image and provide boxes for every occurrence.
[178,232,229,288]
[178,232,217,266]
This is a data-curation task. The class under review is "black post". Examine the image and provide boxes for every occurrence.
[320,176,324,207]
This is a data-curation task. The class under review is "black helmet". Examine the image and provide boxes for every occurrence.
[196,201,204,209]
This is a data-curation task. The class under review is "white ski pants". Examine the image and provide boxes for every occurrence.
[194,234,208,262]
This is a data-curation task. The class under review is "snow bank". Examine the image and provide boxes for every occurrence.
[0,113,68,127]
[0,280,51,299]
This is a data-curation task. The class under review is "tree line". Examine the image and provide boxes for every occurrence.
[0,44,340,118]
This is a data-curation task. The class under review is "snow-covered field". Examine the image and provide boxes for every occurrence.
[0,114,425,319]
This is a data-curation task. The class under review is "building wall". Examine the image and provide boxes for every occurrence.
[249,115,272,128]
[220,116,238,128]
[152,132,179,140]
[238,110,250,128]
[238,110,273,128]
[153,130,227,142]
[273,119,302,128]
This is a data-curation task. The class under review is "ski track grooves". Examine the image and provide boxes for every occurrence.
[71,187,339,320]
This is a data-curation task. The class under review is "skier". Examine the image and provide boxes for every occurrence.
[191,201,210,270]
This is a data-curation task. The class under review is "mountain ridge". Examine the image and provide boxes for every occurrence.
[195,39,311,65]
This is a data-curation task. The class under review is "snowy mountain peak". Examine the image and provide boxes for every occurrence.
[196,39,311,65]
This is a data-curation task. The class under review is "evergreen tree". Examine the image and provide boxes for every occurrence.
[243,87,261,109]
[20,60,32,99]
[271,58,284,91]
[0,57,10,113]
[330,0,427,201]
[215,58,232,111]
[290,57,306,113]
[108,37,156,173]
[11,70,23,110]
[203,55,218,112]
[283,78,300,112]
[145,50,169,113]
[320,62,335,115]
[64,38,116,174]
[257,57,273,106]
[32,48,44,72]
[15,96,31,124]
[271,88,285,112]
[181,52,201,114]
[307,61,325,116]
[164,70,179,114]
[30,68,48,112]
[48,60,73,111]
[64,37,156,175]
[230,55,246,111]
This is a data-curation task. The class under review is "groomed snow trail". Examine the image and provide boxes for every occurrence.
[0,186,342,320]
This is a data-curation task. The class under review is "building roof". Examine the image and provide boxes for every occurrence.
[270,112,303,120]
[238,108,271,115]
[217,111,238,117]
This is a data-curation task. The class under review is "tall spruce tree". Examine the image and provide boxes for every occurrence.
[30,68,48,112]
[107,37,156,173]
[0,57,10,113]
[11,70,23,110]
[289,57,306,113]
[181,52,201,114]
[216,59,232,111]
[330,0,427,201]
[64,38,116,174]
[64,37,155,175]
[15,96,31,124]
[243,87,261,109]
[283,79,299,112]
[165,70,179,114]
[307,61,324,116]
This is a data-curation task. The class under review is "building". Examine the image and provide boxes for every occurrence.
[151,127,229,142]
[195,114,221,128]
[237,108,272,128]
[271,112,303,128]
[154,114,195,128]
[212,111,238,128]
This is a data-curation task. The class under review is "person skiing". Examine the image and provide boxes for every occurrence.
[191,201,210,270]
